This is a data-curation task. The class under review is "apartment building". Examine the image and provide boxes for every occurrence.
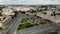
[0,16,12,29]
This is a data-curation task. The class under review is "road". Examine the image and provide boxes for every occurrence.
[15,12,60,34]
[2,13,60,34]
[2,13,29,34]
[17,23,59,34]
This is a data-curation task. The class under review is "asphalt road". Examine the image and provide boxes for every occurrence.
[17,23,59,34]
[15,12,60,34]
[2,13,60,34]
[2,13,29,34]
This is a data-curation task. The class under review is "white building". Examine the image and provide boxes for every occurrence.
[13,6,36,11]
[2,8,15,16]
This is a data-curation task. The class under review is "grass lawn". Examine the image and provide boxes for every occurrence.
[18,23,38,30]
[21,18,28,23]
[18,18,47,30]
[40,20,47,25]
[48,32,58,34]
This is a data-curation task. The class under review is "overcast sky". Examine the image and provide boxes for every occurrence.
[0,0,60,5]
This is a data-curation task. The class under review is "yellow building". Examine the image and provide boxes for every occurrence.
[0,16,12,29]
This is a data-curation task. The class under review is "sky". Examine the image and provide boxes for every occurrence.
[0,0,60,5]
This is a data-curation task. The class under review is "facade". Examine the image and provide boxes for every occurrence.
[0,16,12,29]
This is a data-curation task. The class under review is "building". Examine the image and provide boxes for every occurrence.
[37,12,60,24]
[2,8,15,16]
[13,6,36,11]
[0,16,12,29]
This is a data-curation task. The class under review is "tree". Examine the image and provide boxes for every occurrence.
[0,12,2,16]
[0,27,3,30]
[20,11,25,14]
[0,7,4,11]
[36,8,40,12]
[13,11,18,17]
[30,9,36,13]
[53,12,56,16]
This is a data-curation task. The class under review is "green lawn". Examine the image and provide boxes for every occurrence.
[18,23,38,30]
[40,20,47,25]
[48,32,58,34]
[21,18,28,23]
[18,18,47,30]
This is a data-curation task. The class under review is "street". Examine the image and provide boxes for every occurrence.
[2,13,60,34]
[2,13,29,34]
[17,23,59,34]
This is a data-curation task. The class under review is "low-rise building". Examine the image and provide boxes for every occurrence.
[2,8,15,16]
[13,6,36,11]
[36,12,60,24]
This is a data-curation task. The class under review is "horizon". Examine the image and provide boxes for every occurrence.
[0,0,60,5]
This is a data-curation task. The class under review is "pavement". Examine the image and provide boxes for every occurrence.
[0,30,2,34]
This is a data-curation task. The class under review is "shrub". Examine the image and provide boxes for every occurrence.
[40,20,47,25]
[18,23,38,30]
[0,27,3,30]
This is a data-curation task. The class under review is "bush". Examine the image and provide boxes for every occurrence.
[40,20,47,25]
[0,12,2,16]
[42,12,46,14]
[20,12,25,14]
[18,23,33,30]
[18,23,38,30]
[0,27,3,30]
[13,11,18,17]
[21,18,28,23]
